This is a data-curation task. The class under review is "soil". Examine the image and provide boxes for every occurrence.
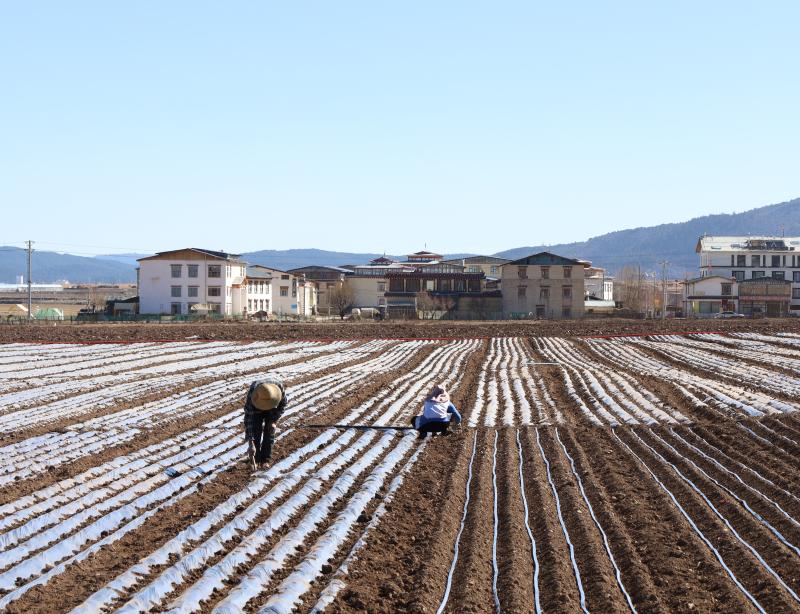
[4,317,800,344]
[4,327,800,613]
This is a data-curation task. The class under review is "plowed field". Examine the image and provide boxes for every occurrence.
[2,329,800,613]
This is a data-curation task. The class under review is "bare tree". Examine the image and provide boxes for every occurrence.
[328,284,356,319]
[615,265,645,314]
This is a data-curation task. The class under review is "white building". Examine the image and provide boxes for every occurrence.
[137,248,247,315]
[584,266,614,301]
[245,265,317,317]
[696,235,800,313]
[245,266,272,315]
[683,275,738,316]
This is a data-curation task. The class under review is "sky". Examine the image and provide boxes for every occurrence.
[1,1,799,257]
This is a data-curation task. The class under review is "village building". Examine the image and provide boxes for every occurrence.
[502,252,588,319]
[137,248,247,316]
[245,265,273,315]
[683,275,738,316]
[343,257,413,310]
[286,265,350,315]
[738,278,791,317]
[440,255,509,277]
[584,266,614,301]
[247,265,317,317]
[696,235,800,314]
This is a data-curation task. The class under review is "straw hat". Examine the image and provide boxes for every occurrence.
[251,382,283,411]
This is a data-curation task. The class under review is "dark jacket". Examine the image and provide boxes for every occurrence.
[244,376,288,442]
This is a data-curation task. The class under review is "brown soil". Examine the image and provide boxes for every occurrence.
[5,329,800,613]
[4,317,800,344]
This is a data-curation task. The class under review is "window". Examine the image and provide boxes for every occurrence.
[793,288,800,299]
[170,303,182,315]
[188,264,198,278]
[733,270,745,281]
[490,266,498,274]
[517,285,527,299]
[772,255,781,267]
[736,255,746,267]
[280,286,289,297]
[377,282,386,292]
[226,265,231,277]
[468,266,480,273]
[208,286,221,297]
[562,286,572,300]
[208,265,221,278]
[563,266,572,279]
[721,283,732,296]
[281,274,290,280]
[541,266,550,279]
[170,285,181,297]
[226,287,231,297]
[562,306,572,318]
[773,271,786,280]
[188,286,198,298]
[248,299,252,311]
[752,271,765,279]
[794,271,800,283]
[517,266,528,279]
[751,255,760,267]
[539,287,550,300]
[171,264,182,278]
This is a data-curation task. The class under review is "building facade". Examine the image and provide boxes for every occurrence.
[697,235,800,314]
[286,266,350,314]
[584,266,614,301]
[247,265,317,317]
[502,252,587,319]
[440,256,509,280]
[683,276,738,316]
[137,248,247,315]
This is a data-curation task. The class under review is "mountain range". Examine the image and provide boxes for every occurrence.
[3,196,799,283]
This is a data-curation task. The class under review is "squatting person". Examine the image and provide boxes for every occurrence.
[244,375,288,470]
[411,384,462,438]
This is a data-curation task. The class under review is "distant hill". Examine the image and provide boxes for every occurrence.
[0,247,137,284]
[241,249,476,271]
[497,197,800,277]
[94,253,151,267]
[5,197,800,282]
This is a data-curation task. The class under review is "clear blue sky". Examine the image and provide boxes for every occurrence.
[1,2,798,256]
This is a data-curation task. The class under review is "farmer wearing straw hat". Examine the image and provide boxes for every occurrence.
[244,376,288,470]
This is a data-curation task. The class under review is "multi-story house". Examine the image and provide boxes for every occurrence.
[344,257,413,310]
[584,266,614,301]
[502,252,587,319]
[683,275,738,316]
[287,266,350,314]
[441,256,510,291]
[696,235,800,315]
[137,248,246,315]
[245,265,273,315]
[247,265,317,317]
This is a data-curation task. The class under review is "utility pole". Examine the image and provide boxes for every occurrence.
[26,241,34,320]
[659,260,669,320]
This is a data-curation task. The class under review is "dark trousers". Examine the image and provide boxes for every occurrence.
[252,413,277,463]
[410,415,451,437]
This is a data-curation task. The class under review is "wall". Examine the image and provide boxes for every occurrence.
[139,258,246,315]
[345,276,387,309]
[502,263,585,318]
